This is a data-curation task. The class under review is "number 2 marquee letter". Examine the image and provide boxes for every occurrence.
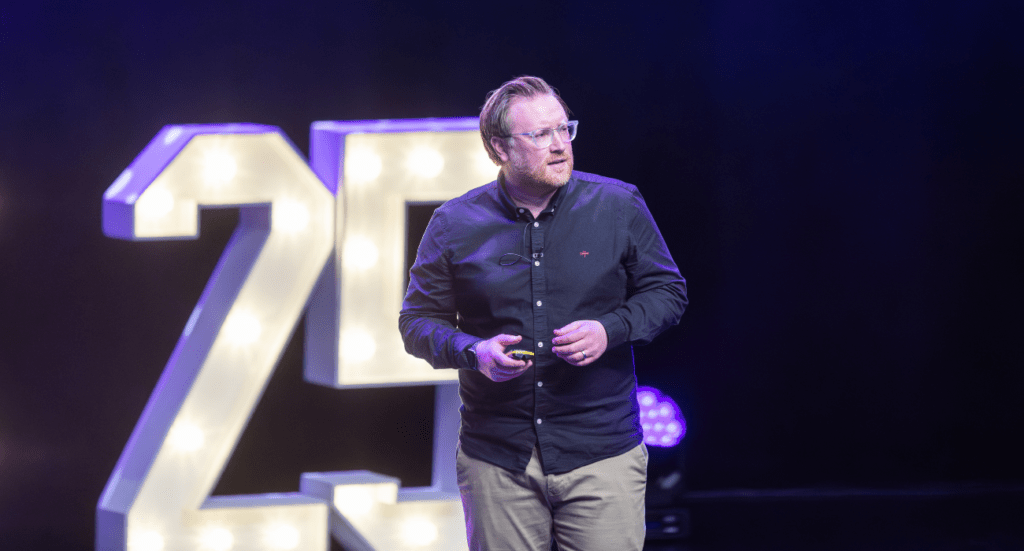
[98,124,334,551]
[98,119,492,551]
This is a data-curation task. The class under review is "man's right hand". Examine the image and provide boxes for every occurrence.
[474,334,532,382]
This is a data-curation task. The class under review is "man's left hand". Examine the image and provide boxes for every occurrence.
[552,320,607,366]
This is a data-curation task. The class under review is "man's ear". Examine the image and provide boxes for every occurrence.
[490,136,511,163]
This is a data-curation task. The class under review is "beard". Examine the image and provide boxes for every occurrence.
[506,150,574,193]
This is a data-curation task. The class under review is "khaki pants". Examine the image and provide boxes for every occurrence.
[456,443,648,551]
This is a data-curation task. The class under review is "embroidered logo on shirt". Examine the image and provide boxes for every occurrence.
[580,251,589,257]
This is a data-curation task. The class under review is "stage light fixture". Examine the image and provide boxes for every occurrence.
[637,386,686,448]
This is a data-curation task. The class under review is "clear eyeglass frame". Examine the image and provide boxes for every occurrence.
[505,120,578,148]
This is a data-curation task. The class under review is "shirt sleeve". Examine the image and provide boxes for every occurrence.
[596,188,688,348]
[399,209,480,369]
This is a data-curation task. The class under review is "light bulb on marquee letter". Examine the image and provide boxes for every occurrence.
[401,517,439,547]
[202,150,238,185]
[343,236,379,271]
[344,149,383,183]
[264,523,301,550]
[274,199,311,233]
[340,329,376,363]
[406,147,445,178]
[199,527,234,551]
[170,423,205,453]
[223,311,262,345]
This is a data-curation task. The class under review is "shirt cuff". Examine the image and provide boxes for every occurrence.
[457,336,483,370]
[596,313,628,349]
[465,342,479,370]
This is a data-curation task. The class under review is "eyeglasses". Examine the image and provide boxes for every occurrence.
[503,120,578,148]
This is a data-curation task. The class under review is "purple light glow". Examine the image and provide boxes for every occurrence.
[637,386,686,447]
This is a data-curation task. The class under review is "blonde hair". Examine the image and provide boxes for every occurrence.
[479,76,571,165]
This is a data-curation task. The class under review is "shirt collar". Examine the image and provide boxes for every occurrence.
[496,171,571,220]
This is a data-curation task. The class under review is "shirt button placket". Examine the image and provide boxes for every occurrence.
[530,217,548,440]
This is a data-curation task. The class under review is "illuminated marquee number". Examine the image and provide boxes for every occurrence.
[305,118,494,387]
[302,119,492,550]
[98,125,334,551]
[99,119,494,551]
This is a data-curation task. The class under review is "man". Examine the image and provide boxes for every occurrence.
[399,76,687,551]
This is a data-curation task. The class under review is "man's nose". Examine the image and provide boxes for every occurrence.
[550,131,567,150]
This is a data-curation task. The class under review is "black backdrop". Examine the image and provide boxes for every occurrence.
[2,0,1023,548]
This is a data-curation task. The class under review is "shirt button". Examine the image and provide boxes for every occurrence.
[534,261,540,266]
[533,222,539,227]
[536,300,542,307]
[538,341,544,348]
[536,418,543,424]
[537,381,543,387]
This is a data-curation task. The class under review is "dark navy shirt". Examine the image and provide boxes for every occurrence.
[399,170,687,474]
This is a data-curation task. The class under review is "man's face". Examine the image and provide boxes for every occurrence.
[492,94,574,192]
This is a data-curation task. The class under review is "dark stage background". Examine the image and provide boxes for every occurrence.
[2,1,1023,549]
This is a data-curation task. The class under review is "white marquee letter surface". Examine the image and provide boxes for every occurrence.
[305,118,493,387]
[100,119,492,551]
[99,124,334,551]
